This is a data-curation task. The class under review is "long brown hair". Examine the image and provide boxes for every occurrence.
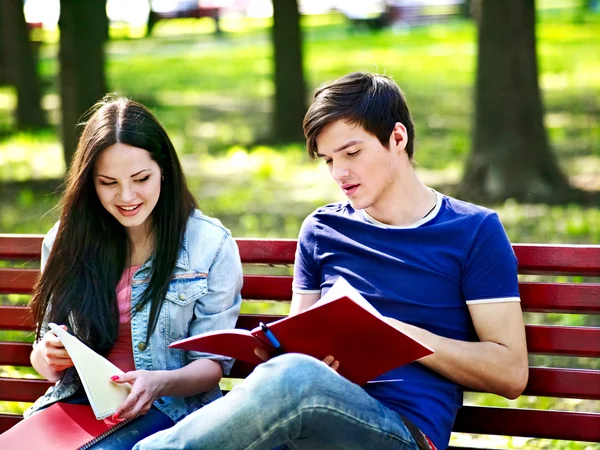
[30,96,197,353]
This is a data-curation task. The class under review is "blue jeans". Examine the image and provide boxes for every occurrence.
[61,386,175,450]
[134,353,420,450]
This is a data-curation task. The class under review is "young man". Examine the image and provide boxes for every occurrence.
[135,72,528,450]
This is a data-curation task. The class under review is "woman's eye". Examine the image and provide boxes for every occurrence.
[135,175,150,183]
[100,181,116,186]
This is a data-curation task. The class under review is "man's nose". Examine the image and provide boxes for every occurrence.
[331,163,350,181]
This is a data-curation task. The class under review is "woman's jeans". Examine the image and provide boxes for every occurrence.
[61,386,174,450]
[134,353,420,450]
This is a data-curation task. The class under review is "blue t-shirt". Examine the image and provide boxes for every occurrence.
[292,192,520,450]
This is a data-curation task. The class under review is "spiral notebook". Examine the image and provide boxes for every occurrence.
[48,323,131,420]
[0,402,132,450]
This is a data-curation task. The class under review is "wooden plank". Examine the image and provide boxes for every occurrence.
[0,413,23,434]
[1,238,599,275]
[241,275,293,301]
[236,239,296,264]
[3,272,600,314]
[0,235,43,260]
[0,342,32,366]
[454,406,600,442]
[0,268,38,294]
[524,368,600,400]
[519,282,600,313]
[526,325,600,357]
[2,315,600,360]
[0,377,51,402]
[0,306,34,330]
[514,244,600,276]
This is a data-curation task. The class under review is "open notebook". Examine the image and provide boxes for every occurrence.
[48,323,131,420]
[171,277,434,385]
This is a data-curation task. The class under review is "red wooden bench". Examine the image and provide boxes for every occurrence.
[1,234,599,448]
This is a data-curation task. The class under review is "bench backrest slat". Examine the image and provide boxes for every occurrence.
[513,244,600,276]
[0,378,51,402]
[3,271,599,313]
[2,237,600,275]
[525,367,600,400]
[2,307,598,359]
[454,406,600,442]
[526,325,600,357]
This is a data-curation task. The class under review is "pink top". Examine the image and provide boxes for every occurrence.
[106,265,141,373]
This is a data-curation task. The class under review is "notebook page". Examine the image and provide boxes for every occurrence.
[49,323,131,420]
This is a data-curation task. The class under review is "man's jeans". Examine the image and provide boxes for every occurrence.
[135,353,420,450]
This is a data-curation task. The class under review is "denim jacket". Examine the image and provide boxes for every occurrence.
[24,209,243,423]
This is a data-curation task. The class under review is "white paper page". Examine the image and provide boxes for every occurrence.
[311,276,383,318]
[49,323,131,420]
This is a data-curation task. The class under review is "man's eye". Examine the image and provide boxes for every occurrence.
[324,159,333,165]
[347,150,360,157]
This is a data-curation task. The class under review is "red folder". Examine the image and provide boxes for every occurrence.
[0,403,130,450]
[171,278,434,385]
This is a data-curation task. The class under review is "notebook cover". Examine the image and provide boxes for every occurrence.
[0,403,128,450]
[170,329,266,365]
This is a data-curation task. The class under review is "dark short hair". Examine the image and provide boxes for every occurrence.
[303,72,415,159]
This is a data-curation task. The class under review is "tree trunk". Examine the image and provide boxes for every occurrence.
[459,0,573,203]
[59,0,108,167]
[0,11,6,85]
[271,0,307,143]
[0,0,47,129]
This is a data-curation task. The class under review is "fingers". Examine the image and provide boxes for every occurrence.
[254,347,272,362]
[322,355,340,371]
[111,371,155,420]
[110,372,135,385]
[113,389,151,420]
[41,329,73,371]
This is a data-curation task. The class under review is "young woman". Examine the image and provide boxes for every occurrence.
[26,96,243,448]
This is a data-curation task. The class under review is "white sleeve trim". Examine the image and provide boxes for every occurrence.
[292,287,322,295]
[466,297,521,305]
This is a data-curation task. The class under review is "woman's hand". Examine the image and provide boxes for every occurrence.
[253,348,340,371]
[110,370,166,420]
[38,325,74,373]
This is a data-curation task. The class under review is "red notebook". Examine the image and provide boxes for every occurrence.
[0,403,130,450]
[171,277,434,385]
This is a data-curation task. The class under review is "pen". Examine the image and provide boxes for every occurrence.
[259,322,284,355]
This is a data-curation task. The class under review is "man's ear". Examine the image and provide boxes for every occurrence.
[390,122,408,151]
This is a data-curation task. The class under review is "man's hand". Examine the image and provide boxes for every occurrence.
[110,370,166,420]
[253,348,340,371]
[39,325,74,372]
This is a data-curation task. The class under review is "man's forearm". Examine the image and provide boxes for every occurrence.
[385,318,529,399]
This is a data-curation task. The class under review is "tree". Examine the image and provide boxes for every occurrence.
[271,0,307,143]
[458,0,574,203]
[59,0,108,167]
[0,0,47,129]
